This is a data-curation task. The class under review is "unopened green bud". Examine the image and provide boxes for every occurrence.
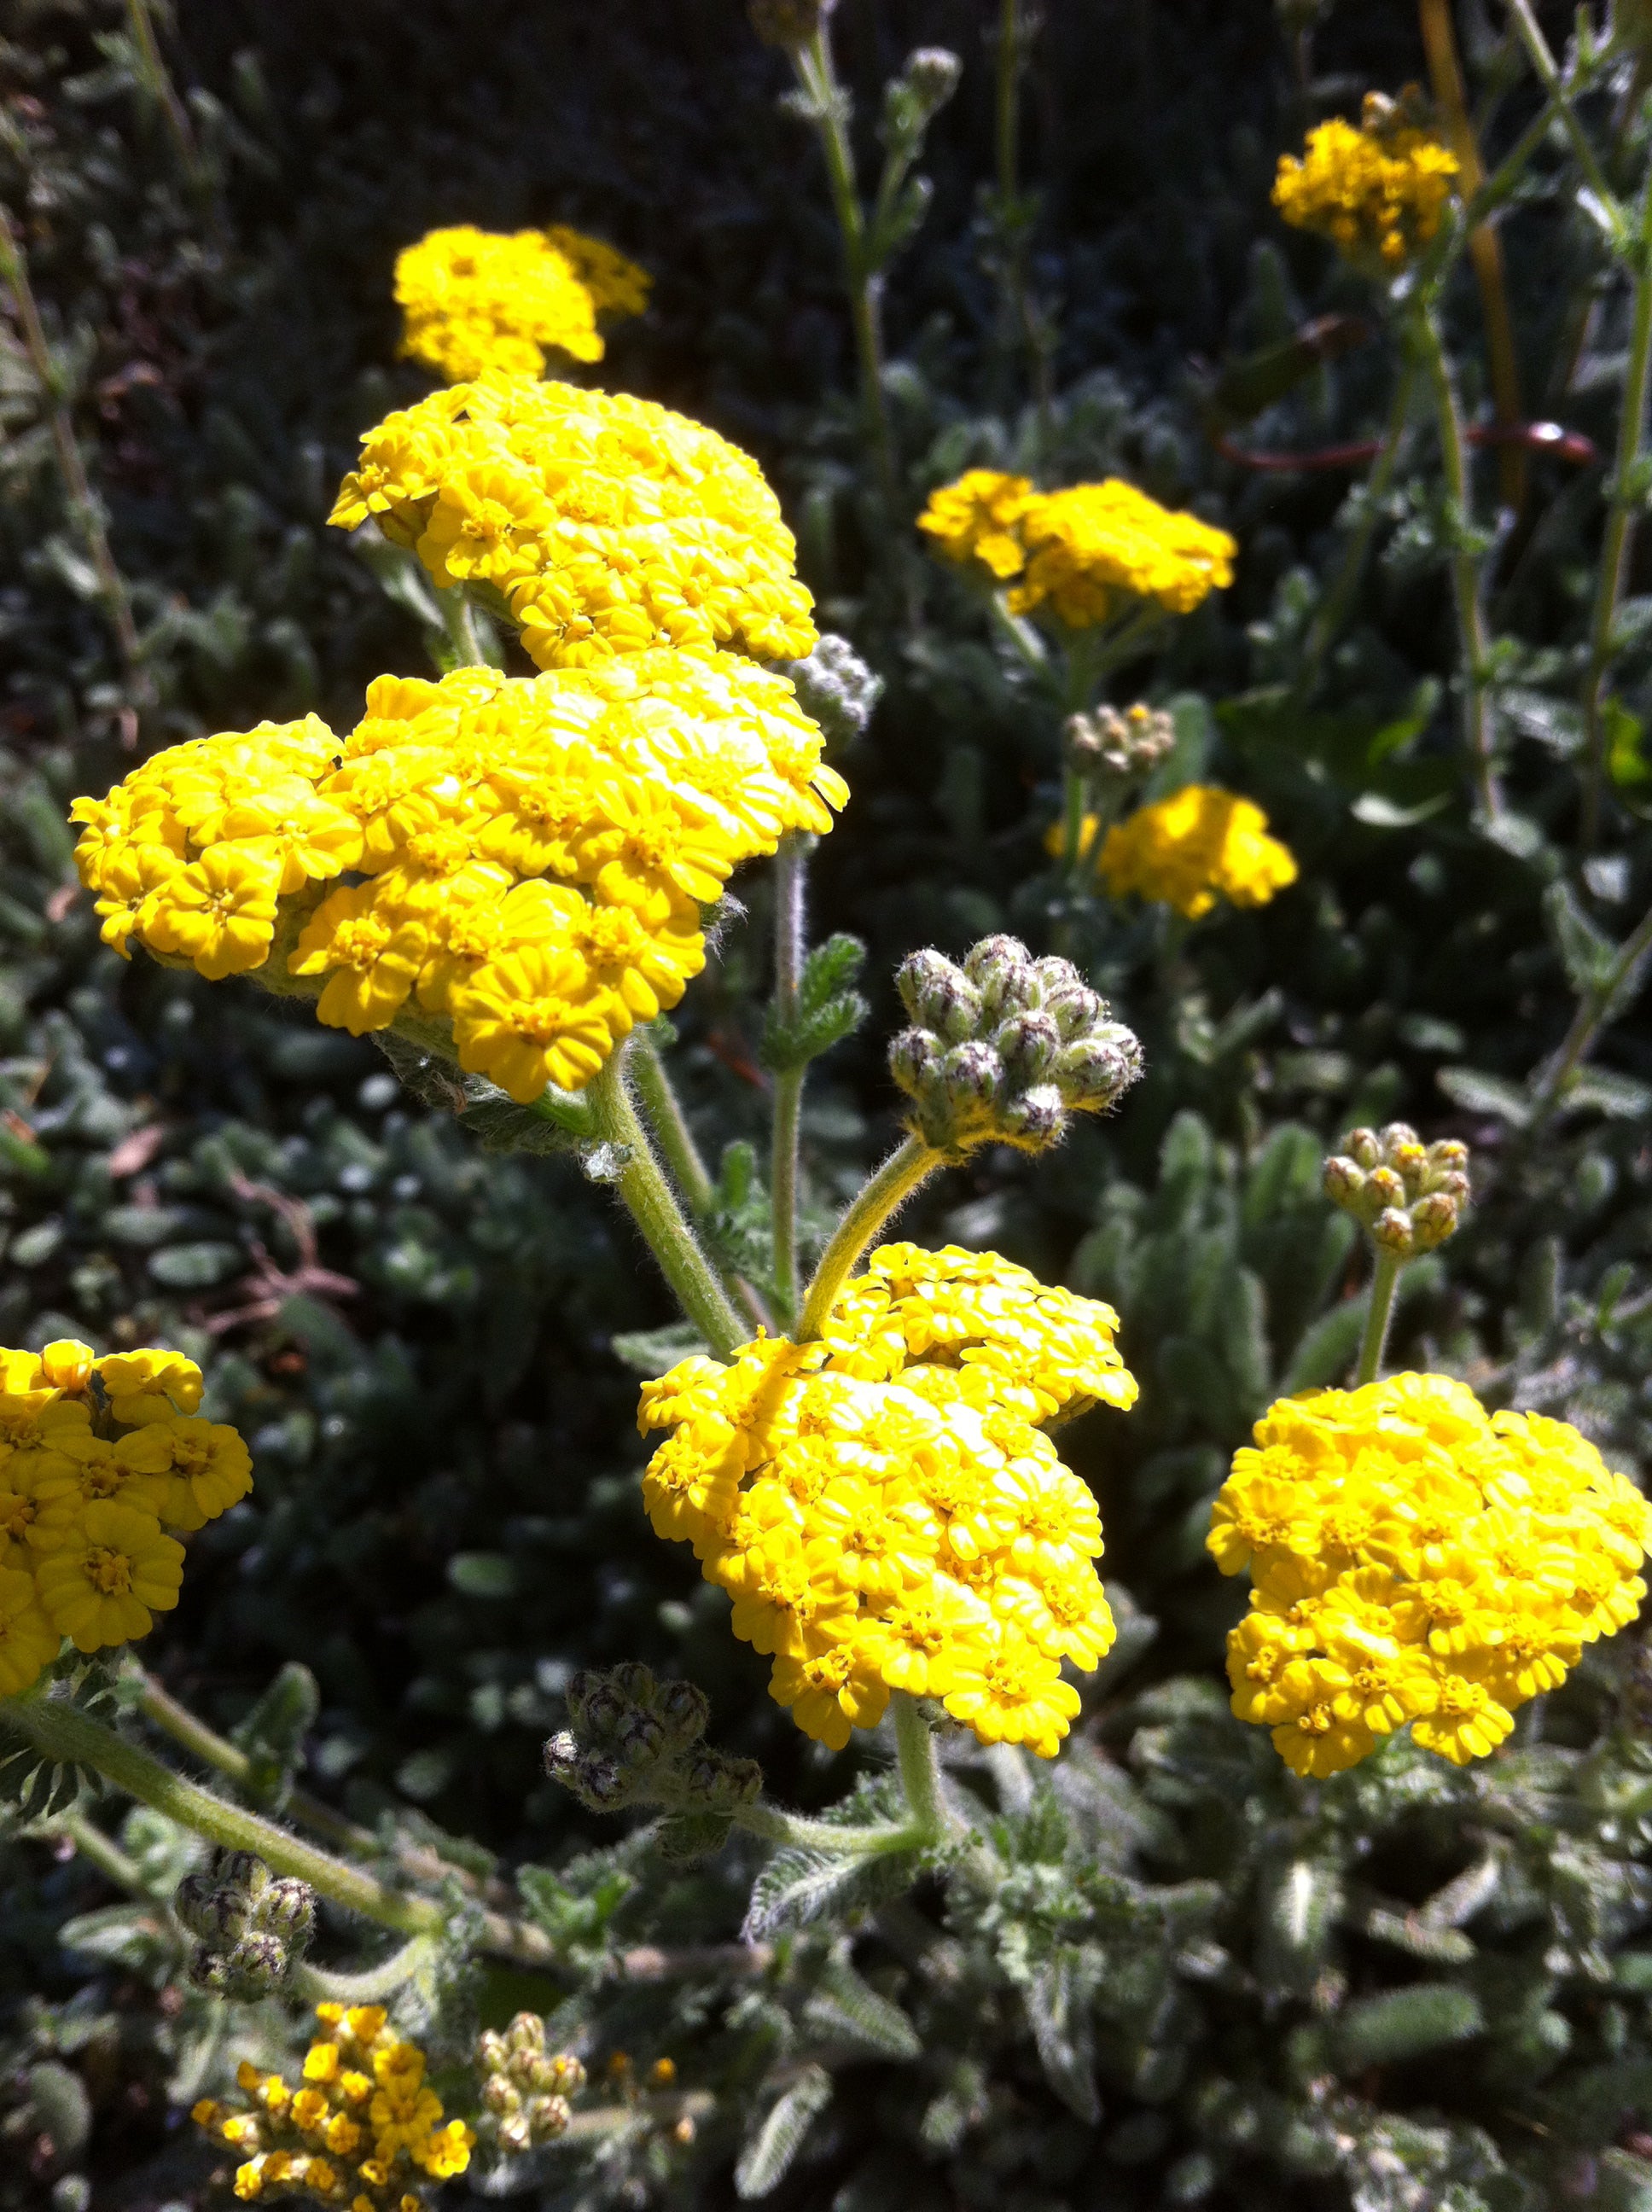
[1324,1122,1472,1253]
[526,2093,573,2144]
[1370,1208,1416,1257]
[1000,1086,1064,1147]
[1054,1028,1143,1109]
[609,1659,657,1708]
[507,2011,547,2056]
[996,1010,1060,1085]
[260,1877,316,1947]
[1408,1190,1462,1251]
[190,1930,288,2000]
[617,1707,667,1767]
[477,2030,509,2072]
[483,2073,522,2117]
[963,934,1036,1018]
[655,1678,711,1743]
[1347,1127,1382,1171]
[899,45,962,120]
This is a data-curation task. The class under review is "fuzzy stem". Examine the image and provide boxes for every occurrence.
[1419,0,1527,515]
[290,1935,439,2006]
[795,1134,940,1342]
[734,1796,926,1857]
[1410,306,1503,822]
[437,582,497,672]
[587,1046,747,1359]
[1297,358,1417,696]
[3,1689,441,1937]
[770,835,809,1325]
[629,1031,715,1216]
[122,0,206,190]
[1579,182,1652,848]
[0,205,147,701]
[52,1807,154,1898]
[1527,898,1652,1126]
[1355,1250,1404,1388]
[892,1694,951,1842]
[1504,0,1628,247]
[995,0,1021,210]
[794,27,899,508]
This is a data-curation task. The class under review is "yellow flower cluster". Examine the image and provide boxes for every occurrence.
[1274,96,1459,271]
[193,2005,474,2208]
[637,1244,1137,1758]
[918,469,1236,629]
[0,1340,248,1695]
[1208,1374,1652,1778]
[394,224,650,383]
[1086,784,1298,920]
[329,377,817,671]
[71,655,845,1104]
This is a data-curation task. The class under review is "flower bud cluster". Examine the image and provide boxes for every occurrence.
[781,633,884,754]
[475,2013,586,2155]
[889,934,1143,1157]
[1062,701,1175,785]
[1323,1123,1471,1256]
[174,1850,315,2000]
[543,1662,760,1818]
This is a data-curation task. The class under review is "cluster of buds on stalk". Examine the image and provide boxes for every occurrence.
[890,934,1143,1157]
[1323,1122,1471,1256]
[173,1850,314,1999]
[1062,701,1176,789]
[475,2013,586,2154]
[782,632,884,754]
[544,1664,759,1854]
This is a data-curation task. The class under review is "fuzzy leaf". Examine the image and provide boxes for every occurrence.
[806,1957,922,2058]
[1435,1067,1533,1127]
[1563,1067,1652,1120]
[742,1845,923,1941]
[735,2064,834,2198]
[1334,1982,1484,2069]
[1024,1951,1100,2122]
[656,1811,734,1860]
[230,1661,318,1813]
[610,1321,707,1376]
[1545,881,1620,998]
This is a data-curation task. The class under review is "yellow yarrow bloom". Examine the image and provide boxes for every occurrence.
[1208,1374,1652,1778]
[70,655,846,1105]
[195,2006,474,2210]
[637,1244,1135,1758]
[394,224,649,384]
[0,1339,243,1691]
[918,470,1235,630]
[1274,94,1459,273]
[1090,784,1297,920]
[329,377,817,671]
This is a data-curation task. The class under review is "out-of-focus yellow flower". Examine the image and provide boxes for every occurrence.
[637,1243,1135,1759]
[394,224,648,384]
[1209,1374,1652,1776]
[1083,784,1297,920]
[1274,92,1459,272]
[919,470,1234,631]
[195,2007,473,2209]
[330,378,817,671]
[70,655,846,1105]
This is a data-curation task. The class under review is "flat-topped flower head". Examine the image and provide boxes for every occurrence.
[919,470,1235,632]
[70,655,844,1106]
[1274,90,1459,275]
[638,1243,1137,1759]
[1209,1373,1652,1776]
[330,377,817,671]
[1091,784,1297,920]
[394,224,649,384]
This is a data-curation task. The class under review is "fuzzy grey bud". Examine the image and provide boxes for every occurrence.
[655,1678,711,1743]
[900,46,962,119]
[963,934,1036,1018]
[526,2093,573,2144]
[1370,1208,1416,1257]
[996,1010,1060,1085]
[780,633,882,752]
[610,1659,657,1706]
[477,2030,509,2072]
[483,2073,522,2117]
[507,2011,547,2055]
[1063,701,1176,783]
[1055,1027,1143,1109]
[260,1877,315,1947]
[1000,1086,1064,1148]
[1347,1127,1382,1171]
[897,950,977,1039]
[617,1707,667,1767]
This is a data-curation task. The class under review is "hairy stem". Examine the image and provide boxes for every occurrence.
[3,1689,441,1937]
[771,835,809,1325]
[587,1046,747,1359]
[1504,0,1626,247]
[1411,306,1502,822]
[795,1134,940,1342]
[123,0,206,190]
[629,1031,715,1215]
[1419,0,1527,515]
[1528,899,1652,1126]
[1579,188,1652,848]
[794,27,899,507]
[893,1694,951,1842]
[0,205,147,701]
[291,1934,439,2006]
[1297,358,1417,695]
[734,1796,926,1857]
[437,582,497,671]
[1355,1250,1404,1388]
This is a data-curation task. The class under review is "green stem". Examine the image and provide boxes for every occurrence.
[291,1935,438,2005]
[734,1796,924,1856]
[0,205,147,701]
[1355,1249,1404,1387]
[796,1134,939,1342]
[3,1689,440,1937]
[795,28,899,508]
[770,835,809,1326]
[587,1045,747,1359]
[52,1807,154,1899]
[123,0,206,192]
[1297,357,1417,696]
[1410,306,1503,823]
[1579,183,1652,849]
[629,1031,714,1216]
[989,591,1051,674]
[1527,899,1652,1126]
[1059,769,1088,876]
[892,1693,951,1842]
[1504,0,1628,248]
[437,583,497,671]
[995,0,1021,209]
